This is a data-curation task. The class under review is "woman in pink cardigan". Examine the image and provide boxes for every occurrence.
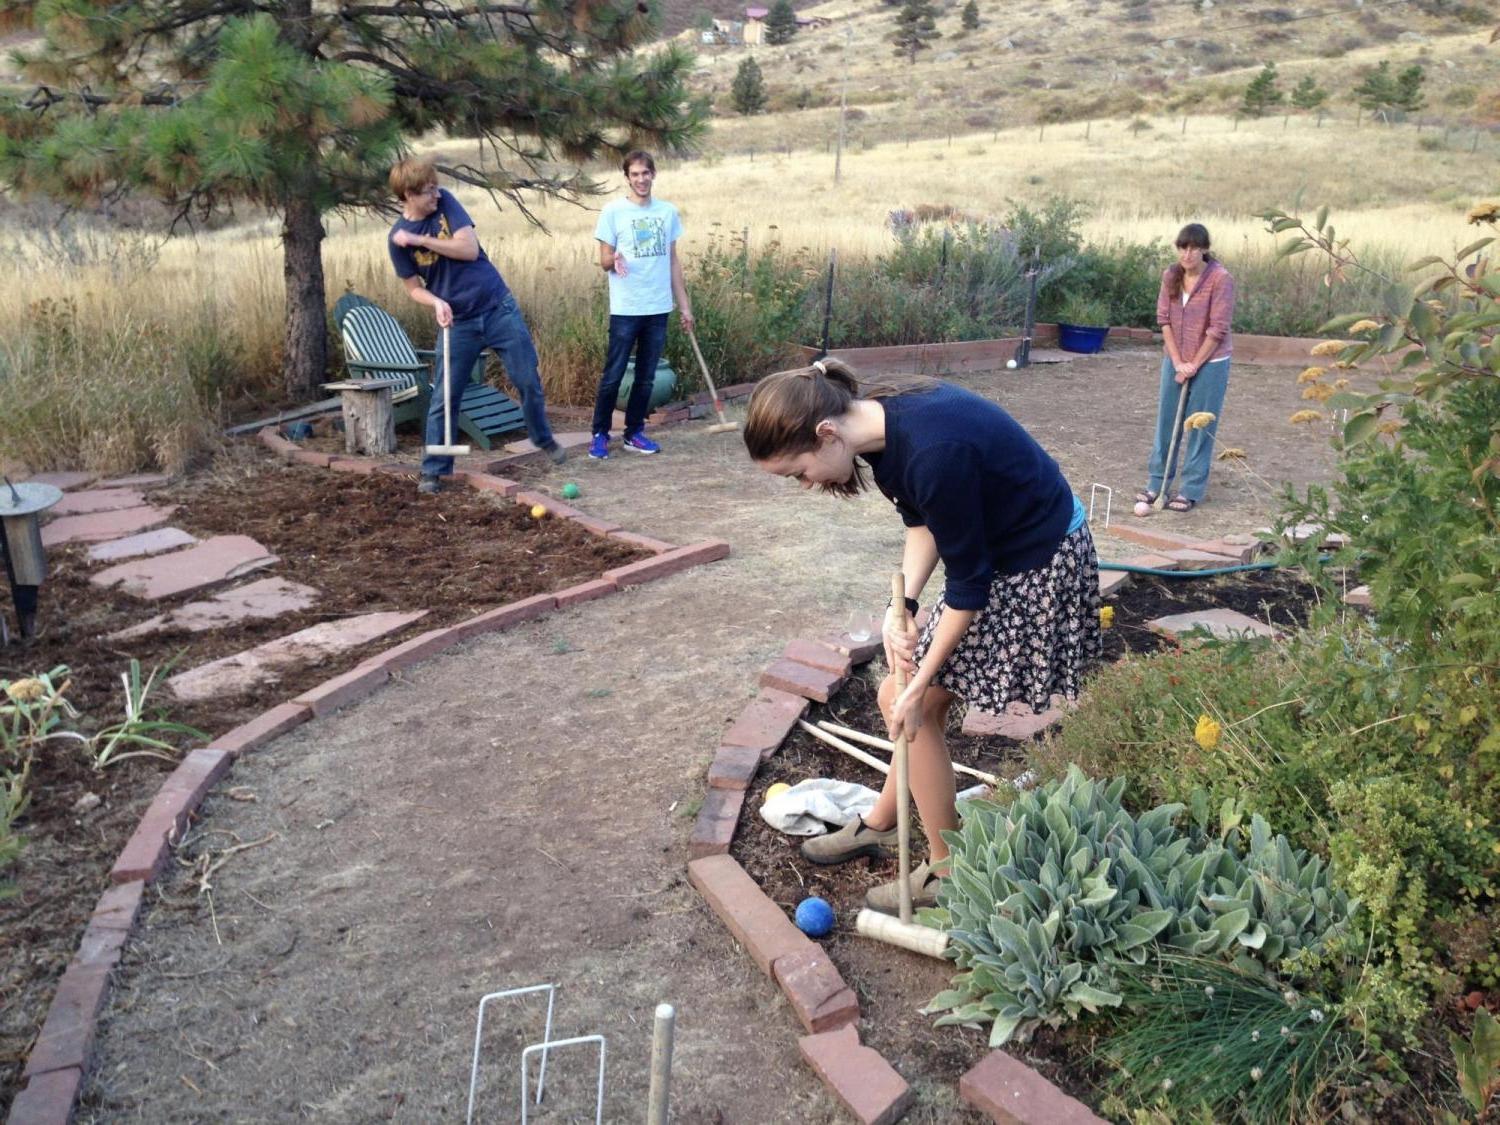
[1136,223,1236,513]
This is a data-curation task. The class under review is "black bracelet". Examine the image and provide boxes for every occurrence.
[887,596,919,616]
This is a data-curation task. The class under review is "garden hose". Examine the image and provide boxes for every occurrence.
[1098,555,1333,579]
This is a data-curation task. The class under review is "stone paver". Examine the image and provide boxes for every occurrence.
[167,611,427,702]
[23,471,96,490]
[108,577,320,639]
[1344,584,1372,607]
[86,527,198,563]
[962,699,1065,740]
[40,505,177,547]
[90,535,279,600]
[50,488,148,516]
[1147,608,1276,643]
[1097,568,1131,597]
[501,430,592,455]
[1161,547,1249,570]
[96,472,171,490]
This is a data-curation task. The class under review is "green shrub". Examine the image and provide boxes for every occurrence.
[924,766,1356,1046]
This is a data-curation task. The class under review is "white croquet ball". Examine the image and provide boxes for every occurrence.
[1006,359,1017,369]
[1133,501,1153,517]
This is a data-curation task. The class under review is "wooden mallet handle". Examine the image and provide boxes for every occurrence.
[889,572,913,923]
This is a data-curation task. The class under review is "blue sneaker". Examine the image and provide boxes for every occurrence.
[623,431,661,455]
[588,433,609,460]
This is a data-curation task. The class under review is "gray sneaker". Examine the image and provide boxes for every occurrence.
[417,474,442,495]
[863,861,940,914]
[800,817,899,866]
[543,442,567,465]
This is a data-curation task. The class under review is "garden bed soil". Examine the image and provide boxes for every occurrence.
[0,448,646,1105]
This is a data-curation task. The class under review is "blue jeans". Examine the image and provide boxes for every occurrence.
[1147,354,1231,503]
[591,313,668,438]
[422,293,554,477]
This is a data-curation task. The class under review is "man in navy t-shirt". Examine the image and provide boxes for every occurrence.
[387,158,563,492]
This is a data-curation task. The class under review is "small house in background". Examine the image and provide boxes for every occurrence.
[743,6,768,44]
[710,17,745,43]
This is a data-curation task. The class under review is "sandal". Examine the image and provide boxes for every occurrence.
[1166,495,1196,512]
[1134,489,1158,505]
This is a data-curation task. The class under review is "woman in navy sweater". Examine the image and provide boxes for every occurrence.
[745,359,1101,912]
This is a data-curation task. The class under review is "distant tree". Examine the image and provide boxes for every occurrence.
[694,8,716,32]
[0,0,703,399]
[1241,62,1285,118]
[765,0,798,45]
[731,57,768,115]
[892,0,941,63]
[1290,74,1329,112]
[1393,64,1427,114]
[961,0,981,30]
[1353,61,1398,114]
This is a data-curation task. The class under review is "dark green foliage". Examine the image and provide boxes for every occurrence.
[1291,74,1329,112]
[731,57,768,115]
[961,0,980,30]
[892,0,940,63]
[764,0,798,45]
[0,0,706,397]
[1353,60,1398,113]
[1242,62,1285,117]
[1393,64,1427,113]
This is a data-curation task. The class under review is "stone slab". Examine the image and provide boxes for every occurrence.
[501,430,592,455]
[721,688,810,759]
[1161,548,1249,570]
[1147,608,1276,643]
[109,577,320,640]
[783,638,853,678]
[1098,568,1131,597]
[688,854,815,976]
[962,699,1065,740]
[90,535,279,600]
[22,471,96,491]
[41,505,177,547]
[1110,524,1203,553]
[49,487,147,516]
[1187,537,1258,564]
[1120,553,1180,571]
[773,947,860,1034]
[689,786,745,858]
[960,1049,1107,1123]
[823,631,884,665]
[86,527,198,563]
[798,1024,914,1125]
[167,611,427,702]
[759,658,843,703]
[96,472,171,490]
[1344,584,1372,608]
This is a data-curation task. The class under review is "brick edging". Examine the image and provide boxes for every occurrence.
[7,444,732,1125]
[683,631,1108,1123]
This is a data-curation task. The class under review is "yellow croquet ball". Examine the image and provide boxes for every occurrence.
[764,782,792,805]
[530,504,548,519]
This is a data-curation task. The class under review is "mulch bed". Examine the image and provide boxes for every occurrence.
[0,449,646,1106]
[731,568,1326,1117]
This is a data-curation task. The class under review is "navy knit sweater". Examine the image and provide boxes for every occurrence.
[863,383,1074,610]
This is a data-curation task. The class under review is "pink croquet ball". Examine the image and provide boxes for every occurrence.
[1133,501,1152,517]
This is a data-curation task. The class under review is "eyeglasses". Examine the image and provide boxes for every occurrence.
[414,184,440,196]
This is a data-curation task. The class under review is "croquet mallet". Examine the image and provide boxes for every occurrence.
[852,573,950,960]
[425,325,471,457]
[685,328,739,435]
[1152,375,1191,511]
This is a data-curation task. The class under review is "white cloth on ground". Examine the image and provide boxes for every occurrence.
[759,778,879,837]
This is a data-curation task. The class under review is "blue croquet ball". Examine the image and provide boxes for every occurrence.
[285,421,314,440]
[561,482,581,500]
[795,896,835,938]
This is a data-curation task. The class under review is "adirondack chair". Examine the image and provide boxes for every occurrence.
[331,292,527,450]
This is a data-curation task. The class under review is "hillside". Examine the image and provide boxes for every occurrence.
[684,0,1500,149]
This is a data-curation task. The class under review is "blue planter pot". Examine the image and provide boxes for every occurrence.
[1057,323,1111,354]
[616,357,678,411]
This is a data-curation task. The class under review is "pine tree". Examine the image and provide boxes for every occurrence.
[1354,61,1398,114]
[961,1,980,30]
[1241,62,1284,118]
[765,0,798,46]
[731,57,768,115]
[892,0,941,63]
[1393,64,1426,114]
[0,0,704,398]
[1290,75,1329,112]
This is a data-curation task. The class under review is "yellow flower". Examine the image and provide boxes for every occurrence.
[1099,606,1115,629]
[1334,378,1351,390]
[1466,200,1500,225]
[1184,411,1216,430]
[1377,419,1403,435]
[1195,714,1221,750]
[1349,319,1381,335]
[1216,447,1246,461]
[1302,383,1336,402]
[3,678,45,703]
[1297,366,1326,385]
[1310,340,1346,357]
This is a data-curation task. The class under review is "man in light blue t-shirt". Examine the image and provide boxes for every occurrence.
[588,151,694,459]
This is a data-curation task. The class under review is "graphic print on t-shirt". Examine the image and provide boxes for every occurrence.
[413,212,451,268]
[628,215,668,259]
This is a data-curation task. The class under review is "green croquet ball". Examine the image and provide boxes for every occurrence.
[561,483,581,500]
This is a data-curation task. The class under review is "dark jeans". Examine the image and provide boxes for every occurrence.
[591,313,668,437]
[422,293,554,477]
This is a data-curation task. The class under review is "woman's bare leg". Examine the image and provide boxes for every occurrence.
[863,676,959,864]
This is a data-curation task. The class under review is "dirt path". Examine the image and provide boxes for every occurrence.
[79,347,1344,1122]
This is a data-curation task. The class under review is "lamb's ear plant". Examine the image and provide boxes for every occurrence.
[1449,1007,1500,1118]
[924,767,1357,1046]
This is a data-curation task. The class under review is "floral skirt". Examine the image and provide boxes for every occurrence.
[915,524,1103,714]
